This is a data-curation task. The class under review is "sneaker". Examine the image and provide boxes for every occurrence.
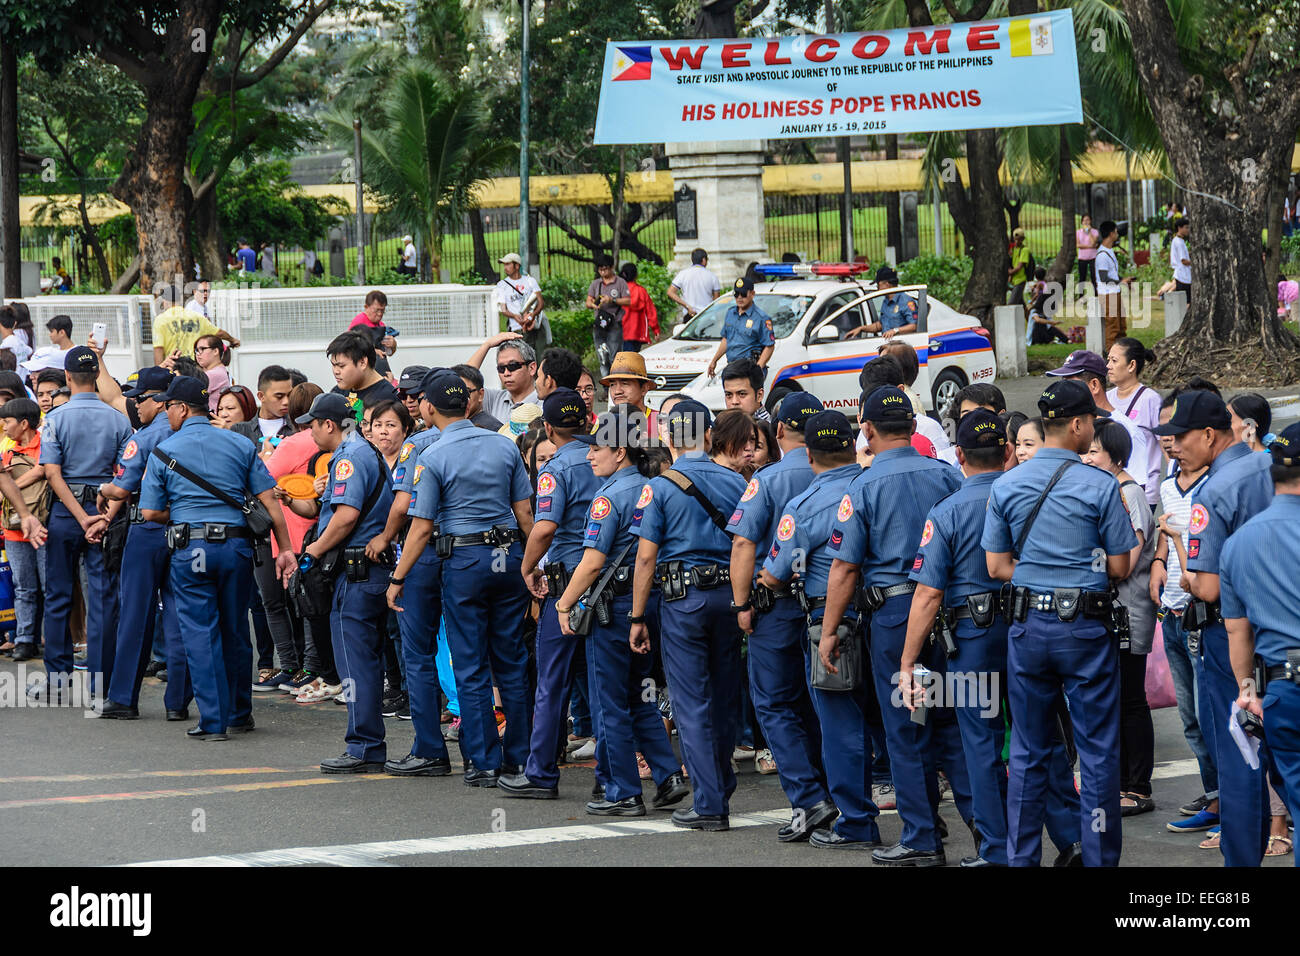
[282,670,315,693]
[443,717,460,741]
[382,692,409,718]
[254,669,293,693]
[396,698,411,720]
[1179,794,1211,815]
[298,680,343,703]
[1167,809,1219,833]
[566,735,592,754]
[732,744,755,762]
[73,654,88,672]
[873,782,897,811]
[571,738,597,760]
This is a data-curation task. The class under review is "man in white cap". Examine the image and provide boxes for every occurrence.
[400,235,417,276]
[495,252,548,354]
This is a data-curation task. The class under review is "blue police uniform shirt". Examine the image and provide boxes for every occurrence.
[722,302,776,362]
[318,433,394,546]
[39,392,132,484]
[726,450,815,566]
[392,426,440,497]
[583,465,644,564]
[830,445,961,587]
[878,291,919,332]
[408,418,532,534]
[910,471,1002,606]
[763,463,861,617]
[981,446,1136,591]
[112,413,172,495]
[536,439,600,571]
[632,451,746,567]
[139,417,275,525]
[1220,494,1300,666]
[1185,441,1274,576]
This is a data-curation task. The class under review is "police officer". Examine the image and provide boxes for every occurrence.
[96,366,193,720]
[37,345,133,699]
[1155,389,1274,866]
[705,276,775,378]
[140,376,297,739]
[500,388,601,798]
[760,410,876,848]
[367,369,448,775]
[629,399,747,830]
[386,372,534,787]
[981,380,1137,866]
[285,393,397,773]
[1224,422,1300,847]
[729,391,835,842]
[553,405,690,815]
[821,385,969,866]
[899,408,1013,866]
[846,266,918,339]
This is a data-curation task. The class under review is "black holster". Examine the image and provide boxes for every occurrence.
[434,526,453,558]
[165,523,190,551]
[100,516,129,572]
[655,560,687,602]
[855,585,885,613]
[343,546,370,583]
[967,591,997,628]
[751,583,775,614]
[935,610,958,658]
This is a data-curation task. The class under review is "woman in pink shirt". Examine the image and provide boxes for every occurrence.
[1076,213,1100,287]
[194,334,232,412]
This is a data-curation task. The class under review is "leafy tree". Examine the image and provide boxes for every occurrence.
[216,159,343,252]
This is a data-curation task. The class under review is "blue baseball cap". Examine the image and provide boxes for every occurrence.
[860,385,914,424]
[804,410,854,451]
[294,392,351,425]
[955,408,1007,449]
[1038,379,1098,420]
[123,366,173,398]
[664,398,711,444]
[64,345,99,374]
[574,404,651,448]
[1268,422,1300,466]
[543,388,588,429]
[777,392,824,432]
[1152,390,1231,435]
[423,371,469,411]
[159,375,208,409]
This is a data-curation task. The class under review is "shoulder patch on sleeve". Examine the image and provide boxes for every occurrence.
[740,478,760,502]
[636,484,653,508]
[920,519,934,547]
[777,514,795,541]
[589,496,612,520]
[837,494,854,522]
[399,442,414,463]
[121,440,138,461]
[1188,503,1209,534]
[413,464,423,485]
[334,459,354,481]
[537,472,557,496]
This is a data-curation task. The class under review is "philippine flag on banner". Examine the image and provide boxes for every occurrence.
[612,45,652,81]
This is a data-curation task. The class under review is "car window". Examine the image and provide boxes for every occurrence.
[809,292,865,342]
[677,293,812,340]
[867,289,922,330]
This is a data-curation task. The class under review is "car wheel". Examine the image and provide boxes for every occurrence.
[931,368,966,430]
[765,383,797,415]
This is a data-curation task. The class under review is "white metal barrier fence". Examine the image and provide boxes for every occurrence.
[6,285,502,391]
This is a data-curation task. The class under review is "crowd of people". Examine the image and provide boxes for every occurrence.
[1,254,1298,868]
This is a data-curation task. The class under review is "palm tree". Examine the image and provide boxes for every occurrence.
[332,64,512,281]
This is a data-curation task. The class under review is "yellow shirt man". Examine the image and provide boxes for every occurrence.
[151,306,239,364]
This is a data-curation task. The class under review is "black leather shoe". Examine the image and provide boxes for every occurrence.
[97,700,139,720]
[959,856,1005,867]
[671,807,729,831]
[651,771,690,809]
[463,764,500,788]
[586,795,646,816]
[809,827,881,850]
[320,753,385,774]
[165,708,189,722]
[778,799,839,843]
[226,717,255,734]
[11,643,37,662]
[143,659,165,678]
[1053,842,1084,867]
[186,726,228,741]
[871,842,946,867]
[497,772,559,799]
[384,754,451,776]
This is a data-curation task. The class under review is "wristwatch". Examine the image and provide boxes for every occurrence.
[388,573,405,586]
[627,612,647,624]
[729,599,752,613]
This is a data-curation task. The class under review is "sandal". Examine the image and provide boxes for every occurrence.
[296,679,343,703]
[257,667,276,684]
[1120,792,1155,816]
[1266,835,1293,857]
[637,753,653,780]
[756,749,778,775]
[1199,827,1221,850]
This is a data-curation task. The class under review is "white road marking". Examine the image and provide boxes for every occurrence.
[124,809,794,867]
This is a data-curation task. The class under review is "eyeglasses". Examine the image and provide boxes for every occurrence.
[497,361,528,374]
[577,385,596,397]
[164,400,184,410]
[52,387,70,397]
[222,385,249,395]
[195,344,219,353]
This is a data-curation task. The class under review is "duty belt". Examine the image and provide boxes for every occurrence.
[65,483,99,505]
[609,565,635,596]
[1265,661,1300,686]
[544,563,570,597]
[181,524,252,541]
[446,528,523,549]
[856,580,916,612]
[129,495,146,525]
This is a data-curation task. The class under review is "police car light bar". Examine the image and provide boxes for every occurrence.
[751,262,873,278]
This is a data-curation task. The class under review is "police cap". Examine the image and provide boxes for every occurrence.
[1268,422,1300,466]
[955,408,1006,449]
[733,275,755,296]
[1152,389,1232,435]
[804,410,854,451]
[64,345,99,374]
[423,371,469,411]
[123,366,174,398]
[860,385,914,423]
[777,391,824,432]
[574,403,651,448]
[159,375,209,410]
[1037,379,1098,420]
[543,387,588,429]
[664,397,711,444]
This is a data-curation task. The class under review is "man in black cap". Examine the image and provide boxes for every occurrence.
[500,388,602,799]
[706,275,775,378]
[1155,388,1274,866]
[847,266,918,340]
[397,364,429,428]
[981,379,1137,866]
[821,385,968,865]
[34,346,133,701]
[898,408,1014,866]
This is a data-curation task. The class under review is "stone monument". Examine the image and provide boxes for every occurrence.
[665,140,769,284]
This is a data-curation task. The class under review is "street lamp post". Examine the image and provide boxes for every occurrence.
[519,0,530,276]
[354,118,365,285]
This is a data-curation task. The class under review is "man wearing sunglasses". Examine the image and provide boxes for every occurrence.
[465,332,539,424]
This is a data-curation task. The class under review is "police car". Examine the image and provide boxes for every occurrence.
[641,263,996,420]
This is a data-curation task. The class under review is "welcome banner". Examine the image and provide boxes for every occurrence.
[594,11,1081,144]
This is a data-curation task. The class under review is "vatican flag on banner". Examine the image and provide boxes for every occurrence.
[1009,16,1054,56]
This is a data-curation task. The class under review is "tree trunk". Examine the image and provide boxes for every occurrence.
[192,185,226,283]
[884,134,901,256]
[1264,156,1288,290]
[468,207,498,282]
[111,255,142,294]
[1123,0,1300,384]
[959,128,1009,326]
[1047,127,1076,286]
[76,188,112,290]
[0,41,18,298]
